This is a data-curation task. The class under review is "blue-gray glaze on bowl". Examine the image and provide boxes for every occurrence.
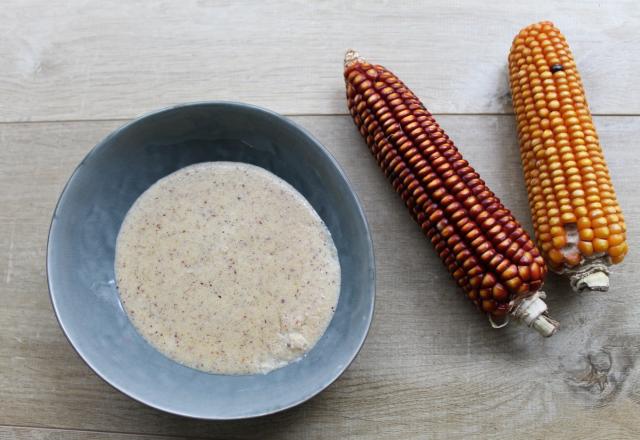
[47,102,375,419]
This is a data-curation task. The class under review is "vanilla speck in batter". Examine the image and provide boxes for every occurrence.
[114,162,340,374]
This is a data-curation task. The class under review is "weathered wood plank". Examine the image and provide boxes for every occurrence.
[1,0,639,122]
[0,425,189,440]
[0,115,639,439]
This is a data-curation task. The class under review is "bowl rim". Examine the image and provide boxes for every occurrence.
[46,101,376,419]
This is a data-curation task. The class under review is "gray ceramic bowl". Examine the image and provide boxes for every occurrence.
[47,102,375,419]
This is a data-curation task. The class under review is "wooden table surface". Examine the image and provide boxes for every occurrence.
[2,1,639,438]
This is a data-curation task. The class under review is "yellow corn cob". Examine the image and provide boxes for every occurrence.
[508,22,628,291]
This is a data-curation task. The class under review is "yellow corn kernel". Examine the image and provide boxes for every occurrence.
[593,239,609,254]
[552,235,566,249]
[609,242,628,259]
[579,228,593,241]
[578,241,593,257]
[608,234,624,246]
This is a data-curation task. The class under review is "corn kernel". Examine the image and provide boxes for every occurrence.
[609,242,628,258]
[552,235,566,248]
[607,234,623,246]
[579,228,594,241]
[592,238,609,253]
[560,212,576,223]
[593,227,609,239]
[578,241,594,257]
[609,224,623,234]
[577,217,591,229]
[547,248,564,264]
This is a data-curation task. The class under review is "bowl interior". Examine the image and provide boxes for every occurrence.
[47,102,374,419]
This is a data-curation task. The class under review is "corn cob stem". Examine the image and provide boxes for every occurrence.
[344,50,558,336]
[511,292,558,337]
[508,22,628,292]
[568,262,610,292]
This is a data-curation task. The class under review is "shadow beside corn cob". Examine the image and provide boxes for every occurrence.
[344,50,559,336]
[508,22,628,292]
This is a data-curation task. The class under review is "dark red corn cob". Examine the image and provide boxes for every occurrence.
[344,50,558,336]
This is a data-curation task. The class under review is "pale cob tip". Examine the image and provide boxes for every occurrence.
[344,49,362,67]
[511,292,559,337]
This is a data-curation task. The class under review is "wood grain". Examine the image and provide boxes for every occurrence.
[0,426,190,440]
[1,0,639,122]
[1,115,639,439]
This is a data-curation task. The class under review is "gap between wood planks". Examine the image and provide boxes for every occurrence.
[0,113,638,126]
[0,423,208,440]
